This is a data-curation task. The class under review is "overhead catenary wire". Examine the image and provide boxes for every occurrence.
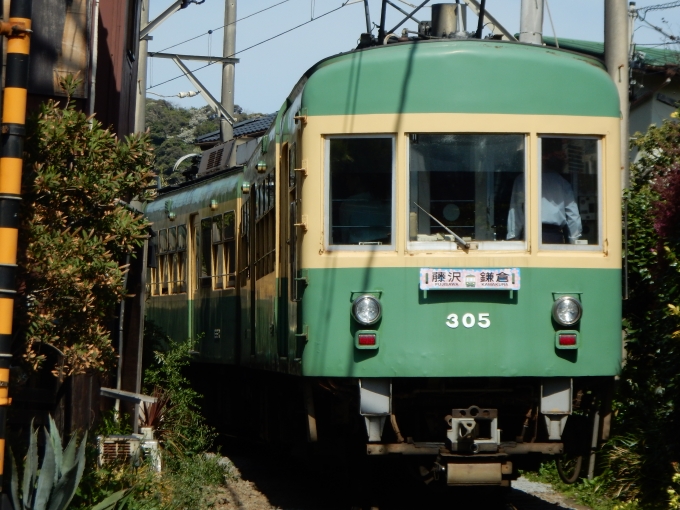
[544,0,558,48]
[155,0,291,54]
[639,18,678,41]
[638,0,680,20]
[147,1,351,91]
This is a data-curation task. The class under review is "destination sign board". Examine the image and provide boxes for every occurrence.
[420,268,521,291]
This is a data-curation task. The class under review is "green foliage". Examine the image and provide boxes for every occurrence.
[142,336,216,461]
[528,114,680,509]
[120,454,226,509]
[71,412,143,510]
[97,410,133,437]
[525,462,641,510]
[74,451,227,510]
[145,99,206,184]
[9,416,88,510]
[613,113,680,506]
[72,336,225,510]
[145,99,266,185]
[17,76,155,376]
[145,99,192,147]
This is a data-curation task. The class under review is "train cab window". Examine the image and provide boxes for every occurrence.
[535,137,600,249]
[327,136,394,248]
[212,212,236,289]
[409,134,525,249]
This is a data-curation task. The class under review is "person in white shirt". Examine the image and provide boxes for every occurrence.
[506,172,582,244]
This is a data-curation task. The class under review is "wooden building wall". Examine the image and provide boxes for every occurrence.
[95,0,141,136]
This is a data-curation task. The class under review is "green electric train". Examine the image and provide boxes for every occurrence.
[145,25,622,487]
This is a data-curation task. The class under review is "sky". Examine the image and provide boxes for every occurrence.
[144,0,680,115]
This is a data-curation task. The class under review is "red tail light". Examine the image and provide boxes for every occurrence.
[558,334,577,346]
[358,333,377,346]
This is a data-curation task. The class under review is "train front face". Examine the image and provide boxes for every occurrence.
[295,40,621,483]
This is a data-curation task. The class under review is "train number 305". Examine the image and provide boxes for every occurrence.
[446,313,490,329]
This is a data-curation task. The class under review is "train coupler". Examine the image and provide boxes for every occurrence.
[446,406,499,453]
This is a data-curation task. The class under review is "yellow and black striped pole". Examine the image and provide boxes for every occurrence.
[0,0,31,493]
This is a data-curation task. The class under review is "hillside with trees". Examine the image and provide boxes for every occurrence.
[145,99,263,182]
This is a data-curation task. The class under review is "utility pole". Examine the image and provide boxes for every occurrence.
[519,0,544,45]
[221,0,236,143]
[605,0,630,189]
[135,0,150,134]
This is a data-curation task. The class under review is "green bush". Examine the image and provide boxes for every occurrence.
[142,336,217,462]
[74,337,224,509]
[16,75,154,377]
[614,113,680,507]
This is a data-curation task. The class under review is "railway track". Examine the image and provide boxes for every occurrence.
[216,437,586,510]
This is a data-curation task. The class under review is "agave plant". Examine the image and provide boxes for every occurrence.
[8,416,87,510]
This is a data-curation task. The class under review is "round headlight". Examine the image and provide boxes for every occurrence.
[552,296,582,326]
[351,295,382,326]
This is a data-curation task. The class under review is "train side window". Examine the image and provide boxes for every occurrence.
[150,226,187,296]
[289,143,297,189]
[255,179,276,280]
[168,227,177,293]
[159,229,169,294]
[537,136,600,250]
[149,230,160,296]
[199,218,213,288]
[326,136,395,248]
[212,212,236,289]
[240,201,250,284]
[175,225,187,293]
[409,134,526,250]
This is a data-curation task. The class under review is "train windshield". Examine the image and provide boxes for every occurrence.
[327,136,394,247]
[409,134,525,247]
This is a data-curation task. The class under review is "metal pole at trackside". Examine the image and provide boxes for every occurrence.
[0,0,32,499]
[605,0,631,189]
[221,0,236,143]
[519,0,544,45]
[135,0,150,134]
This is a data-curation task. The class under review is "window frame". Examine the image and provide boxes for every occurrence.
[406,132,529,252]
[150,225,187,296]
[538,135,603,252]
[324,134,396,251]
[212,211,237,290]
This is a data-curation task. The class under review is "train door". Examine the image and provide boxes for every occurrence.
[238,196,252,362]
[277,143,299,359]
[288,143,301,359]
[248,192,256,357]
[277,144,290,359]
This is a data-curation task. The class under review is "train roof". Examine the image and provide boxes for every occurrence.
[294,38,620,118]
[194,112,277,147]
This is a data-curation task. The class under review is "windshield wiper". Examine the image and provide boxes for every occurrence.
[413,202,470,250]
